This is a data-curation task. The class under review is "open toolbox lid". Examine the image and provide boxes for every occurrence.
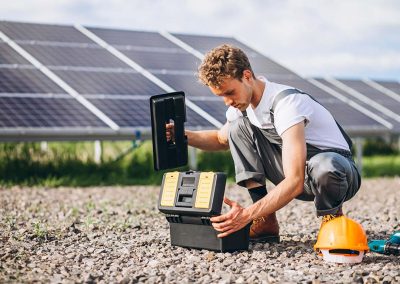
[150,92,188,171]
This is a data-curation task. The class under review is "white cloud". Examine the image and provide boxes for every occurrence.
[1,0,399,80]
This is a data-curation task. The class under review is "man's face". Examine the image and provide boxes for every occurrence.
[209,76,252,111]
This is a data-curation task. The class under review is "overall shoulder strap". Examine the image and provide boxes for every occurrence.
[270,88,353,150]
[270,88,306,124]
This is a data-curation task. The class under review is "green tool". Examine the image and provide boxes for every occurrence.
[368,231,400,255]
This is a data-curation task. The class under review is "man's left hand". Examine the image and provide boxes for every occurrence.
[210,197,252,238]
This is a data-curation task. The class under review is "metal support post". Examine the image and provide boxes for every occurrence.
[188,146,197,170]
[355,137,364,175]
[94,140,103,164]
[40,141,48,153]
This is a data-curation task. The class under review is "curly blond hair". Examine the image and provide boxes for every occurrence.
[197,44,255,88]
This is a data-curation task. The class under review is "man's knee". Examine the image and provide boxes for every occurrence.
[307,152,349,189]
[228,117,252,144]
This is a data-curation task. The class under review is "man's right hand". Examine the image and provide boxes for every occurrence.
[166,123,175,142]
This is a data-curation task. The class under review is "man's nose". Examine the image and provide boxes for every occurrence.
[223,97,232,106]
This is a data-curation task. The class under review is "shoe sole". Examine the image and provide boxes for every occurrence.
[250,235,280,243]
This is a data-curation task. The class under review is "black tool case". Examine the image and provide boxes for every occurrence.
[150,92,250,252]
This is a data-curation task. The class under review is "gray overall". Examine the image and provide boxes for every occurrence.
[229,89,361,216]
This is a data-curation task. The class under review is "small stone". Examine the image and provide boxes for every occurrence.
[74,254,84,262]
[222,258,234,266]
[205,252,215,262]
[383,276,393,284]
[148,259,159,267]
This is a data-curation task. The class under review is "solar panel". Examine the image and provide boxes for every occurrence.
[89,97,215,128]
[0,21,396,140]
[0,21,93,43]
[0,96,106,127]
[20,43,129,68]
[88,27,178,48]
[0,67,65,94]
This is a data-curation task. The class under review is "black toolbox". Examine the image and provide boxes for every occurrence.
[150,92,250,252]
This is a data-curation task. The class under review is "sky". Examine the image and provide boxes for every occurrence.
[1,0,399,81]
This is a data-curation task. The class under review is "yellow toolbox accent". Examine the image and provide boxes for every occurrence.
[160,172,179,207]
[195,172,215,209]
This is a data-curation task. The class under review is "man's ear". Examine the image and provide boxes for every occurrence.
[242,70,252,81]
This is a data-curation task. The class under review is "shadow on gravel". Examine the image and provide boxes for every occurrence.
[250,238,317,253]
[363,255,400,264]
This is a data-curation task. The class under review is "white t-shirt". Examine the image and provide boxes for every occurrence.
[226,77,350,151]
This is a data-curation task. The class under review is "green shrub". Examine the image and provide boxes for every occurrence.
[197,150,235,179]
[363,138,397,156]
[0,141,399,187]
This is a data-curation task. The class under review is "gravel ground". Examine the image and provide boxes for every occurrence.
[1,177,399,283]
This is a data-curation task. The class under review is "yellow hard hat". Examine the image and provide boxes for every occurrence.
[314,216,369,263]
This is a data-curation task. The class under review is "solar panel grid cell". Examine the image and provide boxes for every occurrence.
[340,79,400,114]
[20,44,129,68]
[0,97,106,127]
[314,78,397,129]
[338,79,400,131]
[173,34,252,54]
[271,78,334,100]
[88,27,178,48]
[320,100,382,127]
[156,73,213,98]
[89,98,214,128]
[173,33,300,77]
[0,68,66,94]
[374,80,400,96]
[53,70,165,96]
[121,49,201,71]
[0,21,93,43]
[190,99,227,124]
[339,80,390,102]
[0,42,31,65]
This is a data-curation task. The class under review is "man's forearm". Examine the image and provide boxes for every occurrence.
[186,129,229,151]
